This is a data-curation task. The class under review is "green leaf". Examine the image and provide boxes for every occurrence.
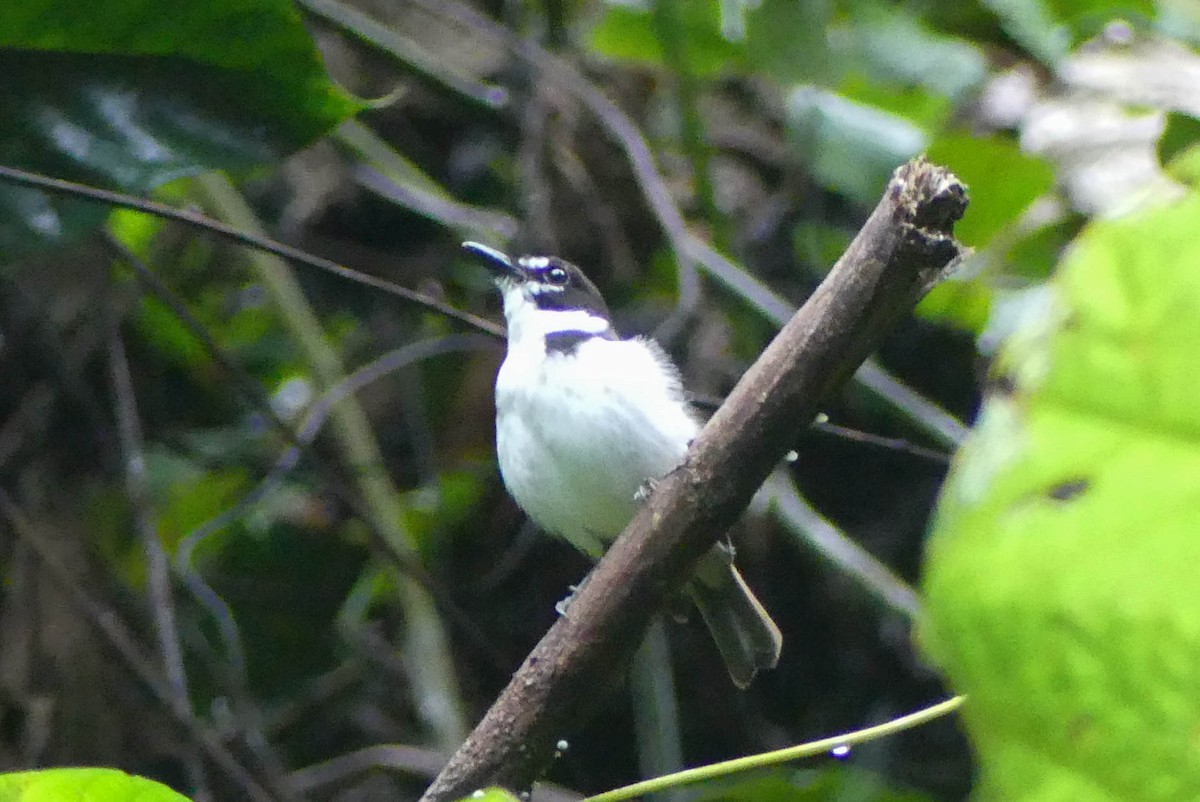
[915,136,1057,334]
[1165,140,1200,187]
[926,134,1055,248]
[587,7,663,66]
[1044,0,1157,42]
[401,469,487,554]
[839,7,989,102]
[785,88,927,205]
[742,0,835,84]
[1158,110,1200,167]
[920,192,1200,800]
[0,768,191,802]
[587,2,745,77]
[915,274,995,334]
[836,78,954,133]
[146,448,250,550]
[0,0,361,256]
[982,0,1156,63]
[452,788,521,802]
[982,0,1072,62]
[1002,211,1079,282]
[588,0,850,84]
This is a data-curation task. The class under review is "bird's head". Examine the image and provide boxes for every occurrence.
[463,241,613,345]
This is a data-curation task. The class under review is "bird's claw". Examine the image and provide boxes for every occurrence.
[555,584,580,617]
[634,477,658,503]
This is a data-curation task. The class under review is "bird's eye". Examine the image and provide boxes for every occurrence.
[546,267,569,286]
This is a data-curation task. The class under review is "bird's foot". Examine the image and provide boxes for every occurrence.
[555,584,580,617]
[634,477,658,503]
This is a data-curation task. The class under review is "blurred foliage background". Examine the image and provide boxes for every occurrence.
[0,0,1198,800]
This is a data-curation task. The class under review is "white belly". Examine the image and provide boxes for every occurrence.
[495,336,698,557]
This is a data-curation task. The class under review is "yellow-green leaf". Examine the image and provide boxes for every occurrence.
[920,192,1200,800]
[452,788,521,802]
[0,768,191,802]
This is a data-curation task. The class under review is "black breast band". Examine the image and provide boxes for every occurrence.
[544,328,616,355]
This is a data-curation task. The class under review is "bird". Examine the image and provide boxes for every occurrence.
[464,241,782,687]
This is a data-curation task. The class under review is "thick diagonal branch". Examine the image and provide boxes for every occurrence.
[421,157,968,802]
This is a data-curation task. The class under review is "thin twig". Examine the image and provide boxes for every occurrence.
[547,133,641,282]
[107,234,511,691]
[287,745,582,802]
[0,131,960,449]
[517,89,558,253]
[652,0,725,249]
[694,400,935,612]
[353,164,518,240]
[106,233,326,728]
[196,171,474,749]
[853,359,971,448]
[584,695,966,802]
[418,158,967,801]
[0,280,121,471]
[300,0,509,108]
[689,393,951,466]
[0,491,279,802]
[107,316,208,799]
[335,119,518,243]
[288,744,447,794]
[174,334,495,693]
[104,232,299,440]
[262,661,363,738]
[808,419,951,466]
[379,0,703,331]
[763,471,923,619]
[0,164,503,338]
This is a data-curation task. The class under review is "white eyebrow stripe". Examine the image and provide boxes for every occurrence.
[520,256,551,268]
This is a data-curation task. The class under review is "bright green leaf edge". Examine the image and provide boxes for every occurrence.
[0,768,192,802]
[452,787,521,802]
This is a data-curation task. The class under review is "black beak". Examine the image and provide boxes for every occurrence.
[463,241,518,279]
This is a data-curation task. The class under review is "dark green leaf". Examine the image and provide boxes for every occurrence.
[1158,110,1200,166]
[0,0,361,257]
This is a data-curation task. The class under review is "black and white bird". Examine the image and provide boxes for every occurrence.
[465,241,782,687]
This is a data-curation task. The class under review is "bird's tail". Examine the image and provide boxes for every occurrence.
[688,543,782,688]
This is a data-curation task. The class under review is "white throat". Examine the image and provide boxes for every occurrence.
[499,283,610,347]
